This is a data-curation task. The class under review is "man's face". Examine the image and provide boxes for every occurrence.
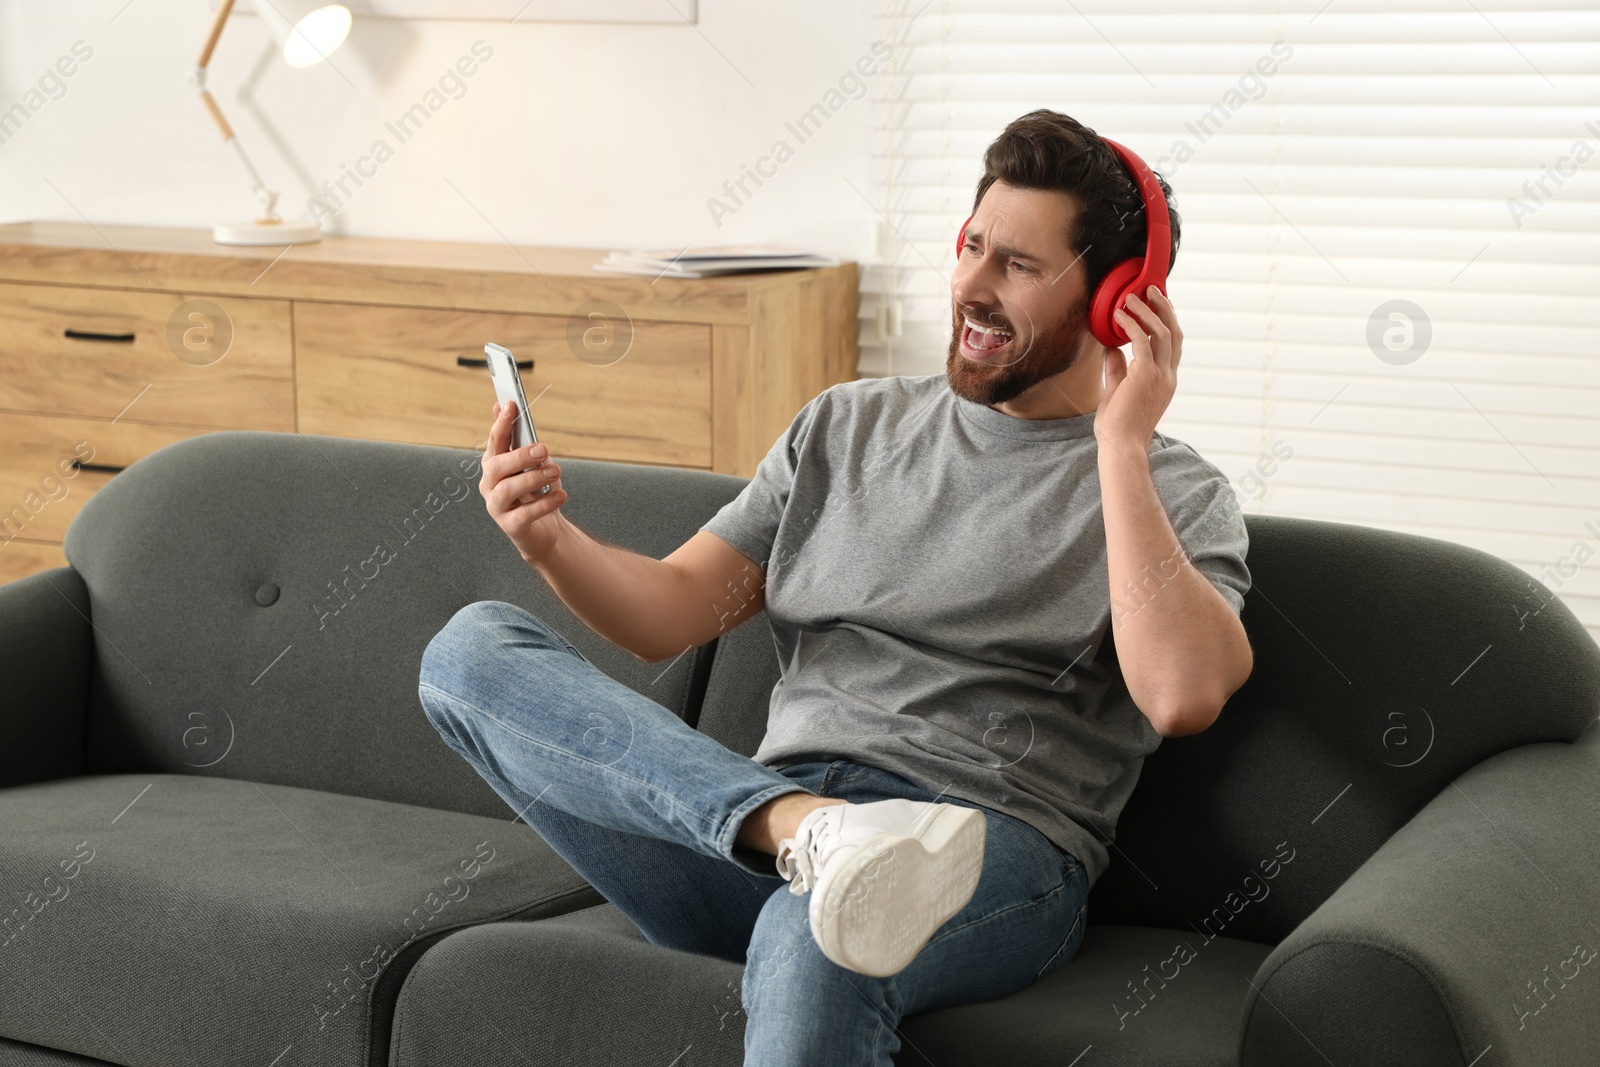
[947,180,1093,407]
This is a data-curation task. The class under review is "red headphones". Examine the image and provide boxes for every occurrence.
[956,137,1170,348]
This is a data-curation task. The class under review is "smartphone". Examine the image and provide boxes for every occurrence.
[483,342,551,497]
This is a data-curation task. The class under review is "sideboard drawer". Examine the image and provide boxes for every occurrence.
[0,282,294,429]
[294,303,713,468]
[0,412,211,544]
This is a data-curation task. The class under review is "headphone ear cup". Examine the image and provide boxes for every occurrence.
[1088,258,1145,348]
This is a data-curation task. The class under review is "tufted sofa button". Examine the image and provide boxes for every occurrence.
[254,583,280,607]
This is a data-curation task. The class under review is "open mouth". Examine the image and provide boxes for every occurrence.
[960,317,1014,362]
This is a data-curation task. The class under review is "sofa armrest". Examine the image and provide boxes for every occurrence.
[1240,719,1600,1067]
[0,566,92,787]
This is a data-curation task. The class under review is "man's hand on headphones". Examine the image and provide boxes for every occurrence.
[1096,285,1182,453]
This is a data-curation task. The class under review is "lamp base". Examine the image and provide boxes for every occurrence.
[214,219,322,246]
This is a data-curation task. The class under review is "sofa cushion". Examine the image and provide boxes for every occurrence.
[896,924,1272,1067]
[0,773,601,1067]
[691,610,781,759]
[392,904,748,1067]
[1087,515,1599,943]
[0,1035,114,1066]
[392,903,1272,1067]
[59,431,741,819]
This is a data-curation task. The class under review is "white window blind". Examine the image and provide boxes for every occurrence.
[863,0,1600,647]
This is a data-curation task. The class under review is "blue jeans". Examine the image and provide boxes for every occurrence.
[417,601,1089,1067]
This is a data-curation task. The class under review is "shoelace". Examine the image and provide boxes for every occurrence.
[774,807,843,896]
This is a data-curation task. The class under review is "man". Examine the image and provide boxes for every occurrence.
[417,108,1252,1066]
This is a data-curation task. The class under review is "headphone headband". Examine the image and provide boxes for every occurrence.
[1100,136,1171,296]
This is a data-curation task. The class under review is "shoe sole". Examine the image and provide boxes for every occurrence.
[808,804,987,978]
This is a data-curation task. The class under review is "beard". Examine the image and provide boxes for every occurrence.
[945,297,1090,407]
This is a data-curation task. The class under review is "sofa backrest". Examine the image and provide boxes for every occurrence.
[65,430,1600,942]
[695,512,1600,942]
[1092,514,1598,941]
[63,430,746,823]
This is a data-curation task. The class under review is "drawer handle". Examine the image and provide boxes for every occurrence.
[71,460,126,475]
[457,355,533,370]
[64,329,136,343]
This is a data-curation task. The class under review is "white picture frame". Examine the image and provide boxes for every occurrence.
[223,0,695,25]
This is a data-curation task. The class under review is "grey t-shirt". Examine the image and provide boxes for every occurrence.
[700,372,1249,889]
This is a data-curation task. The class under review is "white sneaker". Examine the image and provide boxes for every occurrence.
[774,797,987,978]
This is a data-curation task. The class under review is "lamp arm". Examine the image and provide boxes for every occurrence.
[192,0,281,223]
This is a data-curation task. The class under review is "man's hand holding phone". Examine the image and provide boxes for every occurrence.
[480,399,567,564]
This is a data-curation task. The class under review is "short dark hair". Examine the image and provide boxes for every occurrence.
[973,109,1181,296]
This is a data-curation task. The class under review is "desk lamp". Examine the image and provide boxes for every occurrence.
[193,0,352,245]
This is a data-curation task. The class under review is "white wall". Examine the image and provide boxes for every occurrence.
[0,1,879,260]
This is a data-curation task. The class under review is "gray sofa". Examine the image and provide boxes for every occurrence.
[2,428,1598,1067]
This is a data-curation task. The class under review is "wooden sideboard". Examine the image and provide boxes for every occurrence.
[0,221,858,586]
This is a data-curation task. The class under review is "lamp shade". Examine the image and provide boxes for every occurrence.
[257,1,352,68]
